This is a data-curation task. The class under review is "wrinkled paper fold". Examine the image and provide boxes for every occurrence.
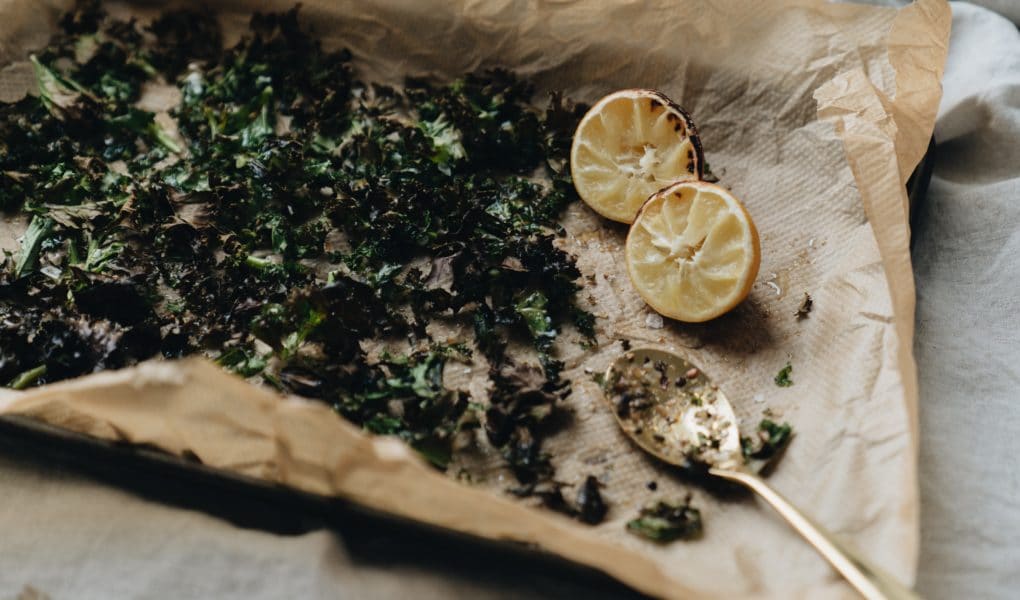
[0,1,950,597]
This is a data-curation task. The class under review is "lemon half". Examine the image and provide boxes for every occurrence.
[570,89,703,224]
[625,181,760,322]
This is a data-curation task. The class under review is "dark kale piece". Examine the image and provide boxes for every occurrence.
[0,276,161,387]
[741,419,793,461]
[626,497,703,543]
[58,0,104,35]
[774,362,793,387]
[485,361,568,485]
[508,474,607,525]
[408,69,543,173]
[575,475,608,525]
[1,1,599,518]
[148,10,223,77]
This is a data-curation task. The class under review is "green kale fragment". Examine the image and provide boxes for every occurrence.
[30,54,96,121]
[515,291,556,351]
[8,365,48,390]
[107,108,182,153]
[14,216,54,278]
[419,115,466,172]
[215,347,268,378]
[774,362,793,387]
[741,419,793,461]
[81,232,125,273]
[626,497,703,543]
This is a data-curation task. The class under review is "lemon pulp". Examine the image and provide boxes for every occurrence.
[571,89,702,224]
[626,181,760,322]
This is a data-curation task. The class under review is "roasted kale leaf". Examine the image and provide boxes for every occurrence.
[626,497,703,543]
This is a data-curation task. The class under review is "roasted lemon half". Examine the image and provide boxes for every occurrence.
[625,180,760,322]
[570,89,703,224]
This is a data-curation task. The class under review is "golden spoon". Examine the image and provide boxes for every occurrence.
[603,347,917,600]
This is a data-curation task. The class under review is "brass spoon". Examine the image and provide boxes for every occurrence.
[603,347,917,600]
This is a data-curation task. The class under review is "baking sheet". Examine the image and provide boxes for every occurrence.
[0,1,950,597]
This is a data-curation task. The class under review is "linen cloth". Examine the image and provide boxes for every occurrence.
[0,2,1017,598]
[910,2,1020,598]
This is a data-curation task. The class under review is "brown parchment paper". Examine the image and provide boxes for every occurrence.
[0,0,950,598]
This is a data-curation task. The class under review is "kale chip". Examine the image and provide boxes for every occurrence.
[626,497,703,543]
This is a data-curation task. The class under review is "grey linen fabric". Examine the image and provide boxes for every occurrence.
[912,3,1020,599]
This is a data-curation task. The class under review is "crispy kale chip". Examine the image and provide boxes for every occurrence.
[774,362,793,387]
[741,419,794,461]
[627,497,703,543]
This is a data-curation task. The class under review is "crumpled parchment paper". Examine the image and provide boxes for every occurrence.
[0,0,950,597]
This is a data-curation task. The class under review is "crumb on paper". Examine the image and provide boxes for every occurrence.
[795,292,813,319]
[17,586,51,600]
[702,162,720,183]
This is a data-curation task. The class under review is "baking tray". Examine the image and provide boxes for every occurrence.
[0,141,935,596]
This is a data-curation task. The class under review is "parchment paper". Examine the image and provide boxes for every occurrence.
[0,1,950,598]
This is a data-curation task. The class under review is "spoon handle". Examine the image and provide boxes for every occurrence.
[709,467,918,600]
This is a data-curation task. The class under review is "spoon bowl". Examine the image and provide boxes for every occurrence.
[603,347,743,472]
[602,347,917,600]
